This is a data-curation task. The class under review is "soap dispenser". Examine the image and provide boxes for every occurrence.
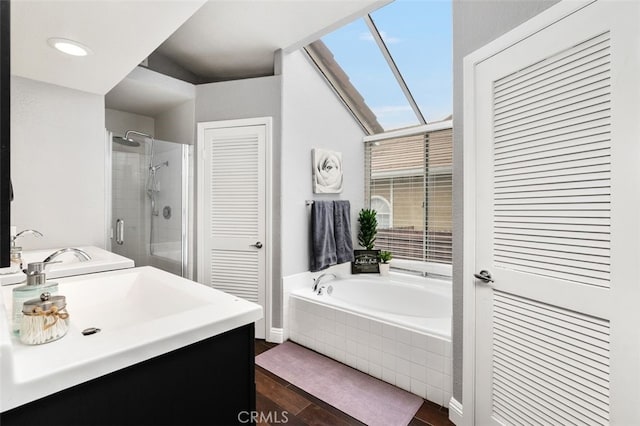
[12,261,60,334]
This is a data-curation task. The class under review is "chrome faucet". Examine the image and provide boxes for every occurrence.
[8,230,44,271]
[11,229,43,247]
[312,273,336,292]
[43,247,92,263]
[315,284,333,296]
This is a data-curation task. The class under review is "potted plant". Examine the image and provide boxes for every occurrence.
[357,208,377,250]
[378,250,392,276]
[352,209,379,274]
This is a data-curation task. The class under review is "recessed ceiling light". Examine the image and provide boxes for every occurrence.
[47,38,93,57]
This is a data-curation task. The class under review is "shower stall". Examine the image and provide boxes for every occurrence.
[107,130,190,277]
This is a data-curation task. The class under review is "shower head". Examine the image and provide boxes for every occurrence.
[112,130,154,147]
[112,135,140,147]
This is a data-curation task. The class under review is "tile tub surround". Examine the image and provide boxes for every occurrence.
[288,295,453,407]
[281,263,352,342]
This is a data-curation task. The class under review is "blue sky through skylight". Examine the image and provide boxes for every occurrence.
[323,18,418,130]
[321,0,452,130]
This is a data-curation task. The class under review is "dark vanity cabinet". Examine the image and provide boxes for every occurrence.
[1,324,256,426]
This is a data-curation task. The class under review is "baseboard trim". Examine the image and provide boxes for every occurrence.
[448,397,463,425]
[268,327,284,344]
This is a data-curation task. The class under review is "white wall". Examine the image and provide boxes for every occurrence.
[196,76,283,123]
[155,100,195,145]
[451,0,560,404]
[11,76,105,250]
[105,108,155,138]
[280,50,365,277]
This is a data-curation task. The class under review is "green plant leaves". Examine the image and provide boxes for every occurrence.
[358,208,378,250]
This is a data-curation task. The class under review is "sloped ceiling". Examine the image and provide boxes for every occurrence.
[10,0,207,95]
[154,0,391,82]
[11,0,389,99]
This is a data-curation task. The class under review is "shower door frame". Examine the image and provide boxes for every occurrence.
[105,130,113,251]
[178,144,190,278]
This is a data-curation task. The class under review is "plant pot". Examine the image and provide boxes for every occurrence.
[379,263,390,276]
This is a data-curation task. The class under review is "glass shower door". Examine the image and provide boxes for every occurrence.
[109,132,189,277]
[146,140,189,276]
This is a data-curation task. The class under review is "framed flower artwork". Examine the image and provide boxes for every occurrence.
[312,148,343,194]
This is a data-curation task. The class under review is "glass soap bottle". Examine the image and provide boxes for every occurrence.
[1,246,24,275]
[20,292,70,345]
[12,261,60,335]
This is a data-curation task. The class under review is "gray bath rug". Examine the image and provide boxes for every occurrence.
[255,341,423,426]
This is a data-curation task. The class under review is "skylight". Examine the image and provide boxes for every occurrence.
[322,18,421,131]
[371,1,452,123]
[305,0,452,134]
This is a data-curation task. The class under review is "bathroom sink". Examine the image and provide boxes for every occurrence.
[0,266,263,412]
[66,267,211,332]
[0,246,134,286]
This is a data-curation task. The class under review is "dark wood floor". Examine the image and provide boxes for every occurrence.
[255,340,454,426]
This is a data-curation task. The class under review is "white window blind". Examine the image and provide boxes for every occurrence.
[364,128,452,264]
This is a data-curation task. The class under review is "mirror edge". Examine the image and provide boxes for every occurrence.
[0,0,10,267]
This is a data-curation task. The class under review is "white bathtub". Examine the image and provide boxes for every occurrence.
[287,274,452,407]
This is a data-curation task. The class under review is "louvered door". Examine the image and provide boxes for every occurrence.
[198,122,266,339]
[472,1,640,424]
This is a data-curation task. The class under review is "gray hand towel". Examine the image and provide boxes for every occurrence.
[333,200,354,264]
[310,201,337,272]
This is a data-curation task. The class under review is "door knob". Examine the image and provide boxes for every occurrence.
[251,242,263,249]
[474,270,494,283]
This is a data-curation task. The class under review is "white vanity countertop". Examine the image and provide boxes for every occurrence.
[0,266,263,412]
[0,246,135,286]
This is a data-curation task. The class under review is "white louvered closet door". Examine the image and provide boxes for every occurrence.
[473,1,640,424]
[199,123,266,339]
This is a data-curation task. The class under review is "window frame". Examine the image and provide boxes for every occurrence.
[305,0,452,135]
[364,119,453,278]
[371,195,393,228]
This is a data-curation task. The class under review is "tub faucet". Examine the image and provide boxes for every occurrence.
[313,273,336,292]
[316,284,333,296]
[43,247,92,263]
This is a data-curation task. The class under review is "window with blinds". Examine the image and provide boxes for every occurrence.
[364,127,452,265]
